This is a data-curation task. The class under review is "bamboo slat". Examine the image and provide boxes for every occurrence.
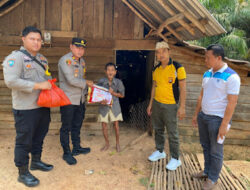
[148,154,247,190]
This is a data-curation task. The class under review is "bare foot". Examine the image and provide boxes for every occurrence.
[100,144,109,151]
[116,144,121,152]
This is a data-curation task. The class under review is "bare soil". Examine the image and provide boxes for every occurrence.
[0,127,249,190]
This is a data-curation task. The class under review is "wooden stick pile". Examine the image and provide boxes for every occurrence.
[147,153,248,190]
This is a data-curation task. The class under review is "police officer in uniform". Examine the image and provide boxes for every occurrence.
[58,38,92,165]
[2,26,53,187]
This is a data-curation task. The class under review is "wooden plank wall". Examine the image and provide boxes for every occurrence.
[0,0,249,145]
[0,38,114,133]
[169,45,250,146]
[0,0,144,40]
[0,41,250,145]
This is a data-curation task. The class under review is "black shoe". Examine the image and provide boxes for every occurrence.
[18,165,39,187]
[30,154,53,171]
[30,160,53,171]
[63,153,77,165]
[72,147,91,156]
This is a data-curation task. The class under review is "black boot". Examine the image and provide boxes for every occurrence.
[18,165,39,187]
[63,148,77,165]
[72,146,91,156]
[30,154,53,171]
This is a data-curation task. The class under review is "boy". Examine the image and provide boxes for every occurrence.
[97,62,125,152]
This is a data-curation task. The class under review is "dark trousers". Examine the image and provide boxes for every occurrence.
[60,103,85,151]
[197,111,224,182]
[13,108,50,167]
[151,100,179,159]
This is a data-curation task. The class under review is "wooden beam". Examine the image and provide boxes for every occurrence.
[40,0,45,30]
[157,0,195,36]
[0,0,24,17]
[146,30,169,42]
[165,25,183,41]
[152,14,185,41]
[164,19,208,37]
[0,0,9,7]
[157,32,169,42]
[61,0,72,31]
[145,29,154,38]
[168,0,206,34]
[123,0,183,42]
[41,30,77,38]
[114,40,157,50]
[134,0,162,23]
[157,13,184,33]
[122,0,156,30]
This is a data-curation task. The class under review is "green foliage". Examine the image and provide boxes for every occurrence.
[219,29,248,59]
[139,177,149,187]
[192,0,250,60]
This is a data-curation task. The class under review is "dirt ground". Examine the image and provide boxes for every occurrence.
[0,127,249,190]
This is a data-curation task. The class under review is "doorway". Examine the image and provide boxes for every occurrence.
[115,50,155,129]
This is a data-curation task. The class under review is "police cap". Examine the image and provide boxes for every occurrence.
[72,38,87,47]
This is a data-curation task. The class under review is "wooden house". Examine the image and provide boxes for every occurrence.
[0,0,249,147]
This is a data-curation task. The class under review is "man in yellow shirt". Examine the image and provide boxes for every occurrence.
[147,41,186,170]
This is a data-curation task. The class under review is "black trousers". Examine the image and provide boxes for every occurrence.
[13,108,50,167]
[60,103,85,151]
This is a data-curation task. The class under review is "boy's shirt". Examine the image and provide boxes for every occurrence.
[97,77,125,117]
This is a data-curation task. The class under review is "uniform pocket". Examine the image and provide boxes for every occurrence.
[23,64,37,79]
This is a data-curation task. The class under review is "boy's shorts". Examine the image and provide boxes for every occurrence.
[98,109,123,123]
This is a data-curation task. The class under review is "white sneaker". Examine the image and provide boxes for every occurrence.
[148,150,166,162]
[166,158,181,170]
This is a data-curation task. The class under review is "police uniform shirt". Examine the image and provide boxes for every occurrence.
[58,52,87,105]
[153,58,186,104]
[2,46,51,110]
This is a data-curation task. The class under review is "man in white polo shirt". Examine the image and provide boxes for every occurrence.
[191,44,240,190]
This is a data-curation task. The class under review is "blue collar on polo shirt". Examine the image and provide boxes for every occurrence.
[204,63,236,82]
[211,63,228,74]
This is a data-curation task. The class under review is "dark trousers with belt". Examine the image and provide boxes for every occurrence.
[13,108,50,167]
[60,103,85,152]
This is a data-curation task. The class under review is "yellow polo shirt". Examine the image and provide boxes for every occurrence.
[153,60,186,104]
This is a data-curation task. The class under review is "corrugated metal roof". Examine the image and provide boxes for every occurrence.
[122,0,226,41]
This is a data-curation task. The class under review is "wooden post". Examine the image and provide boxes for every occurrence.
[61,0,72,31]
[40,0,45,30]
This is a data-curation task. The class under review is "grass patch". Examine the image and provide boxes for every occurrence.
[139,178,154,188]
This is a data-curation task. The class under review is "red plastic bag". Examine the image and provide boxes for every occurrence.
[37,79,71,107]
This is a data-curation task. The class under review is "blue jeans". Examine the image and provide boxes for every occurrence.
[197,111,223,182]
